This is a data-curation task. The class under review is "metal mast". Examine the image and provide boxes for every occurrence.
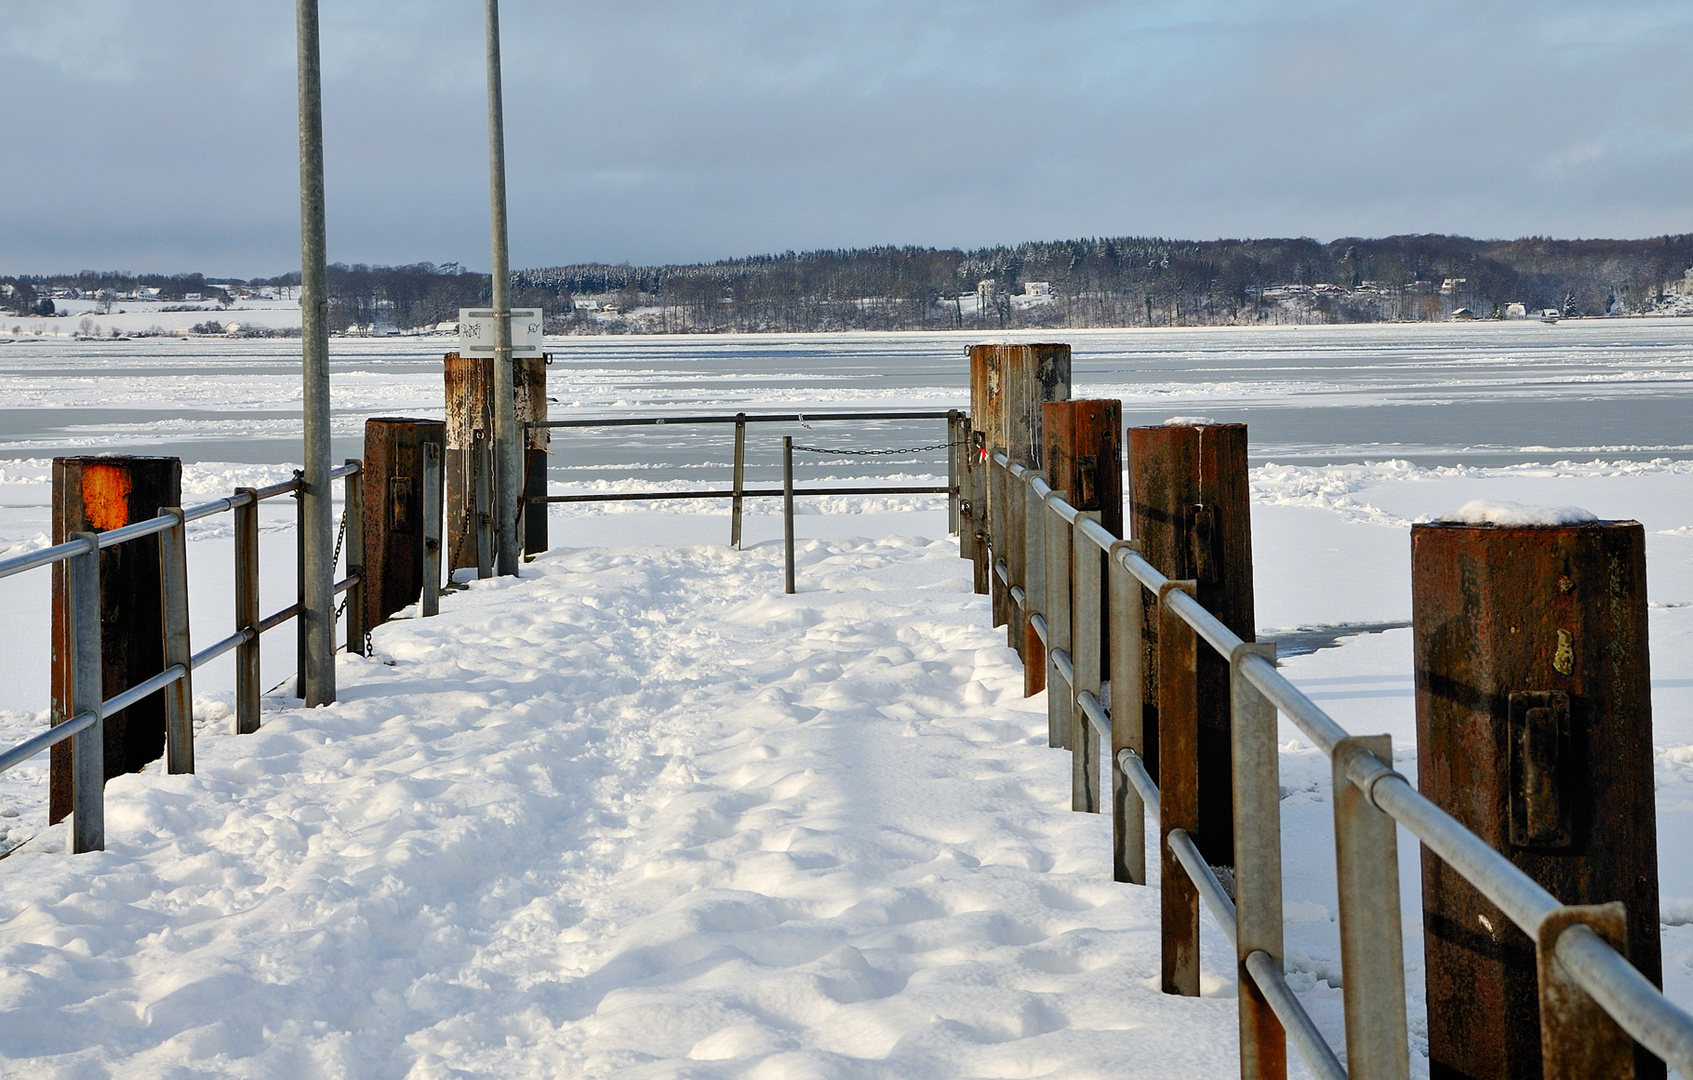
[486,0,520,576]
[296,0,335,704]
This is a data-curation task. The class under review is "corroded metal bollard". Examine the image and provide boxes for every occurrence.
[445,352,549,572]
[1128,422,1255,868]
[49,456,182,824]
[363,419,447,631]
[1413,518,1662,1080]
[970,343,1070,660]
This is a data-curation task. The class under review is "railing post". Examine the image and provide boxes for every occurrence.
[1023,473,1046,697]
[67,532,103,853]
[1159,579,1201,997]
[295,471,306,698]
[421,445,441,618]
[968,424,989,594]
[344,459,367,648]
[1109,539,1146,884]
[1007,464,1027,659]
[990,457,1008,628]
[947,409,960,534]
[159,507,194,775]
[1333,735,1411,1080]
[1537,904,1635,1080]
[1043,491,1072,752]
[731,412,747,548]
[234,487,260,734]
[783,435,795,594]
[474,428,493,580]
[1232,641,1286,1080]
[1071,511,1102,813]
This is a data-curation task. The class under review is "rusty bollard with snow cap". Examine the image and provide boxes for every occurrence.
[1413,501,1662,1080]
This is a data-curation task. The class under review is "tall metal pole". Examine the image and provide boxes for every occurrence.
[486,0,520,576]
[296,0,335,705]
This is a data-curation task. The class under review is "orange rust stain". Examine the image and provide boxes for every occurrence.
[80,463,133,531]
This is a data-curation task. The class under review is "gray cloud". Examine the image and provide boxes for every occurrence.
[3,1,1690,275]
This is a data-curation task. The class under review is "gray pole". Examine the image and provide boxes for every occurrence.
[486,0,520,576]
[296,0,335,705]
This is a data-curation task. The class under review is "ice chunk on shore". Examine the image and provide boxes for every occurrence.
[1161,415,1218,426]
[1439,499,1598,526]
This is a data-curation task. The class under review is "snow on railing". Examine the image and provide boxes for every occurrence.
[0,463,363,854]
[985,449,1693,1080]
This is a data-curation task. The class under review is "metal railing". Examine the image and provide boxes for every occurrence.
[0,461,364,855]
[525,410,967,548]
[985,449,1693,1079]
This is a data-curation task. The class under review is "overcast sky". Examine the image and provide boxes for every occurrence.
[3,1,1690,276]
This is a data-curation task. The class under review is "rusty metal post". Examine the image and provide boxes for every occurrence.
[967,423,989,594]
[1159,579,1201,996]
[1110,538,1147,884]
[159,508,193,774]
[234,487,260,734]
[67,531,103,853]
[1129,422,1255,869]
[1023,474,1046,697]
[343,460,366,652]
[731,412,747,549]
[1231,641,1286,1080]
[1333,735,1411,1080]
[421,443,441,618]
[444,352,484,575]
[1412,519,1662,1080]
[1044,400,1124,535]
[295,472,305,697]
[1072,512,1102,813]
[1007,464,1027,659]
[363,419,448,631]
[50,456,180,823]
[1043,492,1072,750]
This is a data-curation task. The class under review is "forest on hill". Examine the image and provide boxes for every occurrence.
[7,234,1693,334]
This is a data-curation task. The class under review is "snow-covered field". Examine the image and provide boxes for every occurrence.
[0,322,1690,1077]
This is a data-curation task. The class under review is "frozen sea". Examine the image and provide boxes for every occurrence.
[0,320,1690,1077]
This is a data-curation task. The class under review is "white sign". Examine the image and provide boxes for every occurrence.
[458,308,543,357]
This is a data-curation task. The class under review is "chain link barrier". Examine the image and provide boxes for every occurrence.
[791,440,965,456]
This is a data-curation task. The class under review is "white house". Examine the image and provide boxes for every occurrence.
[1022,281,1052,298]
[1505,302,1528,319]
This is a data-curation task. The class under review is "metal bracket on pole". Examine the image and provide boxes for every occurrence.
[731,412,747,549]
[1071,510,1102,812]
[783,436,795,594]
[1159,578,1201,997]
[234,488,260,734]
[344,460,367,650]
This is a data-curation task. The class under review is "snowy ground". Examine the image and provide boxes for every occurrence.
[0,324,1690,1076]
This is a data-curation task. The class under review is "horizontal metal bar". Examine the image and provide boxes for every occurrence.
[1164,587,1245,661]
[256,602,302,635]
[96,513,177,549]
[531,409,957,429]
[191,628,253,669]
[1052,648,1074,687]
[1556,923,1693,1074]
[0,710,96,774]
[103,663,186,717]
[1077,689,1111,740]
[995,558,1010,585]
[1368,770,1557,934]
[1117,545,1170,594]
[182,495,238,522]
[334,573,359,595]
[252,476,301,501]
[1029,612,1048,645]
[1244,950,1348,1080]
[1046,491,1080,525]
[1076,515,1119,554]
[329,462,361,480]
[1029,476,1052,500]
[1169,826,1237,950]
[0,535,96,581]
[1116,747,1161,819]
[1007,462,1029,481]
[535,485,951,504]
[1010,585,1026,606]
[1237,652,1352,755]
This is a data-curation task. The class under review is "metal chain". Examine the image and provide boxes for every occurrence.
[331,500,348,569]
[790,440,965,456]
